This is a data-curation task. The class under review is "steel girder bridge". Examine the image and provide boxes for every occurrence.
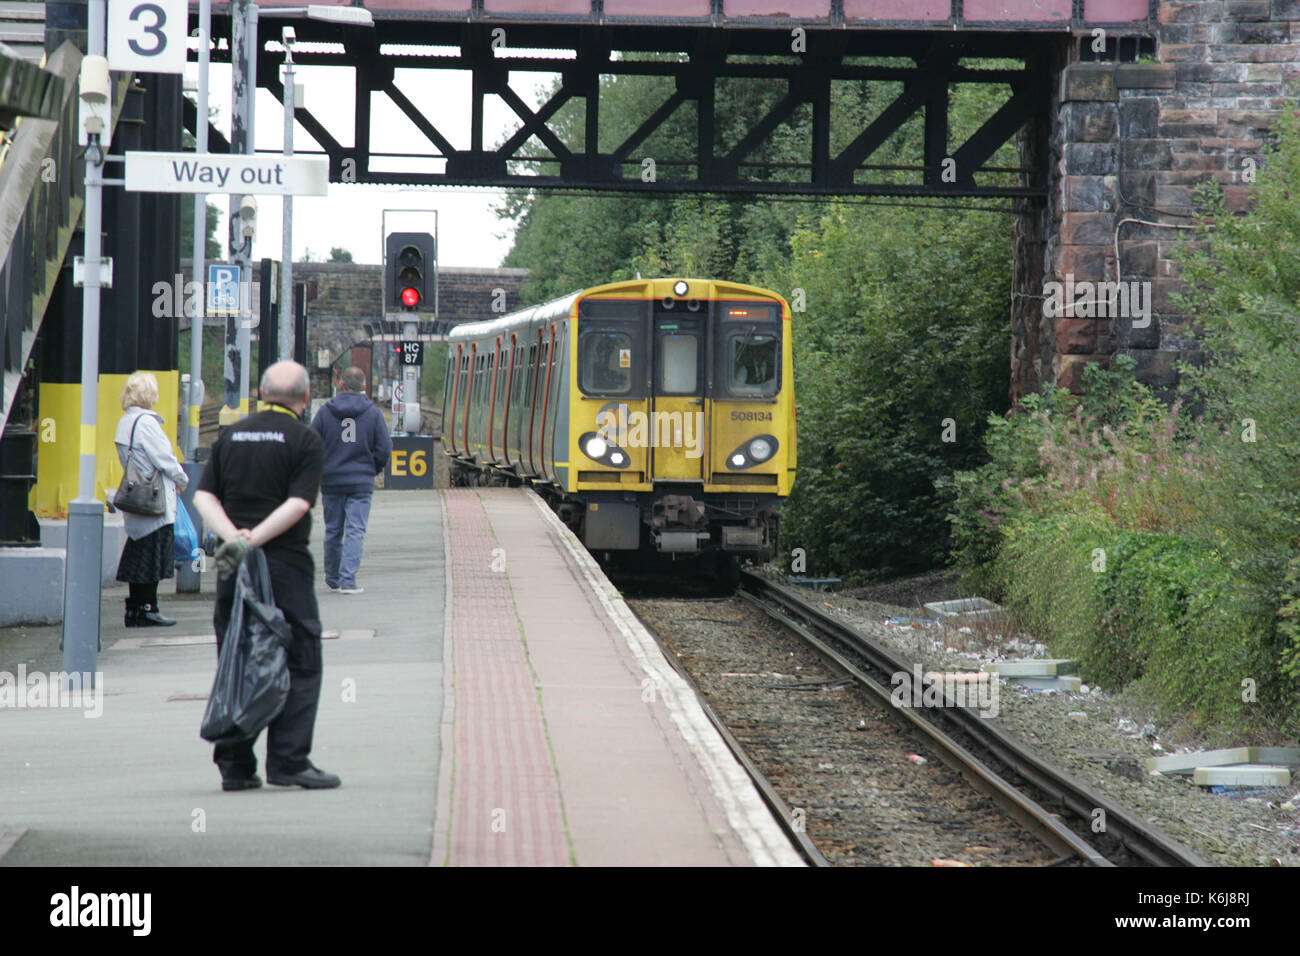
[188,1,1155,199]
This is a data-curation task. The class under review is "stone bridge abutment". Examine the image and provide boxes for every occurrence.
[1011,0,1299,402]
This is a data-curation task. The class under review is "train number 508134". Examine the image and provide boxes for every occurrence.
[730,411,773,421]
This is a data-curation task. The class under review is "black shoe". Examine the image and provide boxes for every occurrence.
[222,774,263,792]
[267,765,341,789]
[138,604,176,627]
[124,606,145,628]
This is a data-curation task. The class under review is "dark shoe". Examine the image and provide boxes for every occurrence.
[267,765,341,789]
[222,774,263,792]
[139,604,176,627]
[124,606,145,628]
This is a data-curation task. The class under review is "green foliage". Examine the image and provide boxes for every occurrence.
[328,247,354,263]
[999,510,1282,731]
[943,113,1300,732]
[1174,109,1300,694]
[179,195,222,262]
[769,202,1011,582]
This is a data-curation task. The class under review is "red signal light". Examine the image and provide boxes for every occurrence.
[401,287,421,308]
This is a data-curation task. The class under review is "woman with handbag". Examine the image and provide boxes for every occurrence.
[113,371,189,627]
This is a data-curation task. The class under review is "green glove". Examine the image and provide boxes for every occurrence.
[215,538,248,577]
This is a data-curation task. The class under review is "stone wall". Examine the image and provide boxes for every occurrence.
[1012,0,1300,401]
[294,263,530,394]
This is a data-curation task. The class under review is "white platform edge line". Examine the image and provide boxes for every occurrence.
[525,489,804,868]
[429,490,456,867]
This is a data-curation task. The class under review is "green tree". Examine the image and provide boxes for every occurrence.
[329,246,354,263]
[179,195,222,262]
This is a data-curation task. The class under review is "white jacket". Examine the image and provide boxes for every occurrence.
[113,406,187,540]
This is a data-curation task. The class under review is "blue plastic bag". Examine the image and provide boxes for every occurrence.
[174,499,199,564]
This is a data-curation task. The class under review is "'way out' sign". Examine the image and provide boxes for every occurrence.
[123,152,330,196]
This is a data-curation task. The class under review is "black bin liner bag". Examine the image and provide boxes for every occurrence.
[200,546,293,743]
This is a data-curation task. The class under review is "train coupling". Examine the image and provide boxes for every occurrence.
[652,494,708,554]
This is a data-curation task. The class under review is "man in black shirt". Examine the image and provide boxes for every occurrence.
[194,361,340,791]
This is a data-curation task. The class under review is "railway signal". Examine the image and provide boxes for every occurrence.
[385,231,434,312]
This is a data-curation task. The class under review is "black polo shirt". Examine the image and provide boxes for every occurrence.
[198,404,324,572]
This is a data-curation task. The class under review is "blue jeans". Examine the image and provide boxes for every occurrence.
[322,491,373,588]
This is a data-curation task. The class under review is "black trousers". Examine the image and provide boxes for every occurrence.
[212,552,324,780]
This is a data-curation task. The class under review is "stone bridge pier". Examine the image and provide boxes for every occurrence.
[1011,0,1300,401]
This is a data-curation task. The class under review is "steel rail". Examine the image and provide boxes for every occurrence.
[628,605,831,867]
[739,570,1210,868]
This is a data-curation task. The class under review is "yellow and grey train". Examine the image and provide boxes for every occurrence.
[442,277,796,572]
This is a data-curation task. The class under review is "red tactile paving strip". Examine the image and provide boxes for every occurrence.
[444,490,571,866]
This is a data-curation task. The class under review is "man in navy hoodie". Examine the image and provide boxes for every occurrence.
[310,367,392,594]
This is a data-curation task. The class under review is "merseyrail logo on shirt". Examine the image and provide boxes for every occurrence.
[231,431,286,443]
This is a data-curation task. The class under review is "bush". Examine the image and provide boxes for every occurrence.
[770,203,1011,582]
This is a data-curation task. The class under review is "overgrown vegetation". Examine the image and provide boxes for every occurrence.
[942,115,1300,737]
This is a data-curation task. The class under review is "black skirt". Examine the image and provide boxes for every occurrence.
[116,524,176,584]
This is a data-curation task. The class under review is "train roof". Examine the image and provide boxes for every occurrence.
[445,277,786,342]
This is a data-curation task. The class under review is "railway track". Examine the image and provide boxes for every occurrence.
[737,569,1210,868]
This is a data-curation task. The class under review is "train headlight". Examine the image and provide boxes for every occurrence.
[673,280,689,297]
[725,434,780,471]
[578,431,630,469]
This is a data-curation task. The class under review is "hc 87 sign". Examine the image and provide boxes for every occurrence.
[385,436,435,490]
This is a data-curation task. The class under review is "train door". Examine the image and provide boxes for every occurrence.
[650,310,705,481]
[502,334,517,468]
[447,344,462,455]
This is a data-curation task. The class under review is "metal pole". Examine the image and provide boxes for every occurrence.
[63,0,108,686]
[186,0,211,458]
[224,0,247,414]
[176,0,213,593]
[238,0,258,416]
[279,45,294,362]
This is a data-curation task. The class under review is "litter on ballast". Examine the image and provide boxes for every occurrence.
[885,616,939,629]
[788,576,841,592]
[905,753,928,766]
[924,597,1004,624]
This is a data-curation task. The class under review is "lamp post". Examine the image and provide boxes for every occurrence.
[185,0,212,460]
[280,26,296,363]
[62,0,110,685]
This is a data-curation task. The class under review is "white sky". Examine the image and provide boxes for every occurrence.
[191,56,552,267]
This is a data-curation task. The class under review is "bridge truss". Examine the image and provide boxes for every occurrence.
[193,20,1099,198]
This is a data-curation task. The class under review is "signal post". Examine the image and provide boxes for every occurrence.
[379,215,437,491]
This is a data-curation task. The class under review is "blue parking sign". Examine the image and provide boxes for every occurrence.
[208,264,241,316]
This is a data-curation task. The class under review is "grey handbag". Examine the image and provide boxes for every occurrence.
[113,415,166,516]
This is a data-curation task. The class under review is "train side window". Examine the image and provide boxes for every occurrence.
[579,331,633,394]
[727,330,779,397]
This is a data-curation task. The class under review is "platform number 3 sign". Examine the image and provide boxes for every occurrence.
[108,0,188,75]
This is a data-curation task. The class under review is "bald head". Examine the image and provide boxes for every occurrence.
[260,360,311,412]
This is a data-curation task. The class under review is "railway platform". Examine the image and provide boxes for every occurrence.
[0,489,799,867]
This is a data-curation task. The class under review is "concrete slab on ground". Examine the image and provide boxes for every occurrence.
[1193,765,1292,787]
[1146,746,1300,775]
[982,659,1075,677]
